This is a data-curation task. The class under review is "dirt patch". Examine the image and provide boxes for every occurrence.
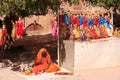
[0,33,58,72]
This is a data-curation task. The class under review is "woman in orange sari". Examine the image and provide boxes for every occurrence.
[32,48,60,74]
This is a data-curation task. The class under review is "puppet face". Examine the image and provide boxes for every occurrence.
[2,25,6,29]
[108,12,110,17]
[102,12,104,17]
[18,17,22,21]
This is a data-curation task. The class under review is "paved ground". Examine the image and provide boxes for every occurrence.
[79,66,120,80]
[0,68,26,80]
[0,66,120,80]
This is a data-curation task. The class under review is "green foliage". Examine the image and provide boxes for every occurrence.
[0,0,61,18]
[1,0,120,18]
[89,0,120,10]
[65,0,80,5]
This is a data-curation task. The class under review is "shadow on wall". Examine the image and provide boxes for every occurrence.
[25,22,43,31]
[59,38,66,65]
[113,10,120,27]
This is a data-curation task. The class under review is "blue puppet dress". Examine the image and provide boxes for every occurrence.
[64,13,71,25]
[105,18,113,37]
[99,17,108,38]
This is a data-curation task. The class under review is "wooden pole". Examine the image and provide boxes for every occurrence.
[110,7,113,26]
[57,10,60,66]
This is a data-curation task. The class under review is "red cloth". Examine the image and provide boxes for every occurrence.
[70,15,80,26]
[90,29,99,39]
[76,17,80,27]
[94,16,99,27]
[71,16,77,25]
[16,21,24,36]
[107,17,111,23]
[2,28,7,45]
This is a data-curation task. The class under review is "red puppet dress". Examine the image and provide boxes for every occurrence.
[94,16,99,27]
[71,15,80,27]
[16,21,24,36]
[2,25,7,45]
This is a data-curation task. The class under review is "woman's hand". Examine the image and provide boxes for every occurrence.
[34,57,45,66]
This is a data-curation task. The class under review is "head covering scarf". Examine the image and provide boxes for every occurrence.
[34,48,51,65]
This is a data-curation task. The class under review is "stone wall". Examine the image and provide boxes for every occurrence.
[24,14,54,31]
[59,40,74,72]
[61,38,120,73]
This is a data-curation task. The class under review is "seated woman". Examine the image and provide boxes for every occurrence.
[32,48,60,74]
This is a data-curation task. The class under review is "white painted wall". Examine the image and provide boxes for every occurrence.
[74,38,120,72]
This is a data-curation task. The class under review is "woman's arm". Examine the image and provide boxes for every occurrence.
[42,56,51,72]
[34,57,43,66]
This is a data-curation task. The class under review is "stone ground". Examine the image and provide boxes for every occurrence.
[0,66,120,80]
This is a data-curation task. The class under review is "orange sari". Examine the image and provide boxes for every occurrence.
[90,26,99,39]
[100,25,108,38]
[113,28,119,37]
[32,48,60,74]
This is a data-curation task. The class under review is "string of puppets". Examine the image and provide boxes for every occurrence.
[59,10,113,41]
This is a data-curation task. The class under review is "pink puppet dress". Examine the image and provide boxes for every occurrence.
[51,19,58,37]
